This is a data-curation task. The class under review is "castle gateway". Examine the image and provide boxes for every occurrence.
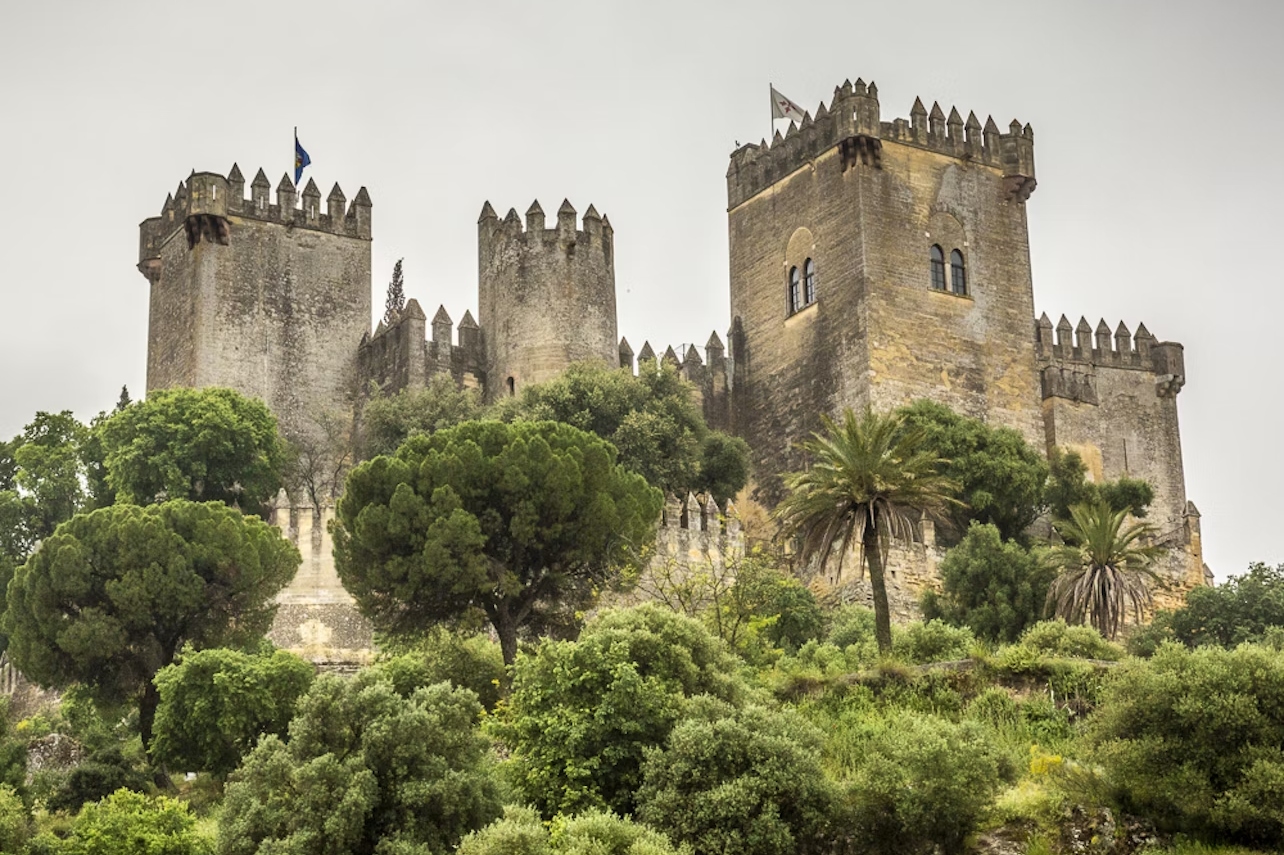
[138,78,1207,659]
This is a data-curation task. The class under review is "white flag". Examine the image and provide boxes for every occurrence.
[770,86,805,122]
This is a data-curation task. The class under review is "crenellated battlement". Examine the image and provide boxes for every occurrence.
[726,78,1036,208]
[1035,313,1186,402]
[477,198,613,270]
[138,164,372,273]
[621,331,734,431]
[359,298,485,393]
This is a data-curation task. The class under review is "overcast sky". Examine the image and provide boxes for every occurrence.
[1,1,1280,580]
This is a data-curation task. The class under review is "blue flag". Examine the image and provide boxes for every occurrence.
[294,133,311,185]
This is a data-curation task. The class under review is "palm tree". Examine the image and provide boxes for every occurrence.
[1045,500,1161,640]
[774,408,960,654]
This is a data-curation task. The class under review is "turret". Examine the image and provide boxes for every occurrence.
[476,199,618,400]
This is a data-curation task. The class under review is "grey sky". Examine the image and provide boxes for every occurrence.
[1,1,1280,580]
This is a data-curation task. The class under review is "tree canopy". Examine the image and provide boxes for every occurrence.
[1143,562,1284,650]
[218,674,503,855]
[1045,447,1154,522]
[334,419,663,664]
[499,361,750,504]
[152,646,315,778]
[2,500,299,751]
[98,387,286,511]
[896,400,1047,543]
[923,522,1055,643]
[492,605,747,818]
[359,375,483,459]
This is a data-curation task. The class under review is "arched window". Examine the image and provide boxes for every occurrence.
[929,245,946,291]
[788,266,801,313]
[950,249,967,296]
[803,258,816,305]
[506,376,515,397]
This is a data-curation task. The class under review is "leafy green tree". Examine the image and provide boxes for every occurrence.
[460,806,689,855]
[709,555,823,654]
[374,627,506,711]
[1045,501,1159,640]
[218,673,503,855]
[57,789,211,855]
[897,400,1047,542]
[637,703,836,855]
[0,784,29,854]
[501,361,749,504]
[2,500,299,753]
[835,711,1007,855]
[492,605,746,818]
[360,375,483,459]
[1156,562,1284,649]
[1092,643,1284,847]
[1045,447,1153,522]
[774,409,959,654]
[99,387,286,511]
[923,523,1055,643]
[152,647,315,778]
[334,420,662,665]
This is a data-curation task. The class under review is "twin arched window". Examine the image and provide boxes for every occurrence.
[930,245,968,296]
[788,258,818,314]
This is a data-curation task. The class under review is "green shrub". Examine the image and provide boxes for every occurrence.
[459,805,689,855]
[375,628,506,711]
[152,646,314,778]
[47,746,149,814]
[825,605,878,650]
[61,788,210,855]
[1092,643,1284,848]
[1018,621,1123,661]
[492,605,746,818]
[893,620,975,664]
[835,710,1008,855]
[0,783,29,853]
[637,705,835,855]
[219,674,503,855]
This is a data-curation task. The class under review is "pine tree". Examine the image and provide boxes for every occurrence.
[116,385,132,412]
[383,259,405,325]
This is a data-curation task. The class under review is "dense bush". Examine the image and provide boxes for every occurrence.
[459,805,688,855]
[1148,563,1284,651]
[493,605,746,817]
[835,710,1009,855]
[219,673,502,855]
[1017,620,1123,661]
[47,746,149,814]
[637,702,835,855]
[152,646,314,777]
[58,789,210,855]
[923,523,1054,643]
[892,620,976,664]
[0,783,29,853]
[375,628,506,711]
[1092,643,1284,848]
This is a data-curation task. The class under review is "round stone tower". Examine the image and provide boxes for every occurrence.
[476,198,618,401]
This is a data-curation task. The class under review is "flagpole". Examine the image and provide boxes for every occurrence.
[293,126,297,185]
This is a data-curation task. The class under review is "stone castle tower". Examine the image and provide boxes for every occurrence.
[726,80,1042,500]
[138,167,372,444]
[477,200,619,401]
[723,78,1201,591]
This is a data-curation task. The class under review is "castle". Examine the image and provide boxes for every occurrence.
[136,78,1206,659]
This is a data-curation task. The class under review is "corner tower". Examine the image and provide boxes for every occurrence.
[137,166,373,444]
[477,199,618,400]
[726,79,1042,500]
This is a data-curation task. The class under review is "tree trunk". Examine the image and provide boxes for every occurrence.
[492,605,519,669]
[864,520,894,655]
[139,678,160,754]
